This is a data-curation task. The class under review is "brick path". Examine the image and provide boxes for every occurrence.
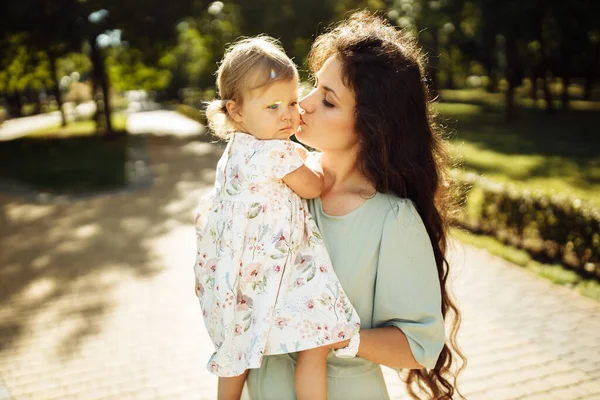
[1,137,599,400]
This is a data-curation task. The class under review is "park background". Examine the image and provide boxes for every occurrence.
[1,1,600,399]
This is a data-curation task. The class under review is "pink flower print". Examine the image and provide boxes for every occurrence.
[272,229,286,244]
[209,361,219,372]
[195,281,204,297]
[319,265,328,273]
[249,184,260,194]
[236,289,254,311]
[270,151,287,163]
[306,299,315,310]
[274,317,288,329]
[332,325,349,341]
[294,254,314,271]
[242,262,263,283]
[234,324,243,336]
[205,259,217,274]
[273,265,281,273]
[295,278,305,288]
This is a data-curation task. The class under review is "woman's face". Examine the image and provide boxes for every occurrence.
[296,57,358,152]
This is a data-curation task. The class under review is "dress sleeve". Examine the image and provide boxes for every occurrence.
[372,199,446,369]
[268,140,305,180]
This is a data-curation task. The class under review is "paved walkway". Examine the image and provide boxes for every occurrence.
[0,137,599,400]
[0,108,203,141]
[126,111,205,137]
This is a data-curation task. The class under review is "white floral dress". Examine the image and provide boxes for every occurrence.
[193,132,360,377]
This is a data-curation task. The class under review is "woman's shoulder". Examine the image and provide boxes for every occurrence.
[375,192,418,215]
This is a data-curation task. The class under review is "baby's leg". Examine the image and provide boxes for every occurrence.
[295,346,330,400]
[218,370,249,400]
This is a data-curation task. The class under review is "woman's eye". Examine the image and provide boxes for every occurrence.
[290,101,298,107]
[322,99,334,108]
[267,104,279,110]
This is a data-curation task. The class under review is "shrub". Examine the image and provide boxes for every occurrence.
[452,170,600,278]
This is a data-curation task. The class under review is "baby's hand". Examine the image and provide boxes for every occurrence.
[293,142,308,161]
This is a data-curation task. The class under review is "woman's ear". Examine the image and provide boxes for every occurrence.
[226,100,243,124]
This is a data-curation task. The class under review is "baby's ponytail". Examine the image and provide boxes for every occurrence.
[204,99,232,140]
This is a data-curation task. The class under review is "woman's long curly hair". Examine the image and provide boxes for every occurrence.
[309,11,466,399]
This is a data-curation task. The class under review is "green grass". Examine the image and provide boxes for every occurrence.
[0,133,128,194]
[435,89,600,207]
[452,228,600,302]
[27,114,128,138]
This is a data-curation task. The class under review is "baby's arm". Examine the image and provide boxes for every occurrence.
[282,144,324,199]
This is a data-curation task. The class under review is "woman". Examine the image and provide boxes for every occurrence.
[245,11,465,399]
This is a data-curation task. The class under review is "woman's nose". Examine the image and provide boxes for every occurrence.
[299,88,317,113]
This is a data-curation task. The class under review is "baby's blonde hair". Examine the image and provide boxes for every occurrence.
[205,36,299,139]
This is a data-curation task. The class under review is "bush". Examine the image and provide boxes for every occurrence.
[452,170,600,278]
[176,104,206,125]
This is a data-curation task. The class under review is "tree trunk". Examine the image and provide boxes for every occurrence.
[530,71,538,101]
[48,51,67,127]
[542,75,555,114]
[584,41,599,101]
[6,93,23,118]
[447,66,455,90]
[90,37,114,136]
[504,37,518,122]
[487,68,498,93]
[537,33,555,113]
[561,75,570,111]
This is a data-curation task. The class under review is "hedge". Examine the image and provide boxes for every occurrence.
[452,170,600,279]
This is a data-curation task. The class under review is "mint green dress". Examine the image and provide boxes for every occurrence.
[244,192,445,400]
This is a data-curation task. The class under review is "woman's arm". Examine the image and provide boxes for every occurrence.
[328,200,445,370]
[357,327,422,369]
[328,327,422,369]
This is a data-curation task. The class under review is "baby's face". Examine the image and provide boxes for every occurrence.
[237,78,300,140]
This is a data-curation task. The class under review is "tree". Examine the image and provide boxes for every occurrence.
[0,34,53,118]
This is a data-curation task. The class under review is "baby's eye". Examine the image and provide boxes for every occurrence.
[290,101,298,106]
[267,104,279,110]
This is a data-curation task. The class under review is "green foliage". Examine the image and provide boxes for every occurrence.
[438,89,600,206]
[0,135,127,194]
[0,34,53,95]
[453,170,600,279]
[106,47,171,91]
[176,104,206,125]
[57,52,93,81]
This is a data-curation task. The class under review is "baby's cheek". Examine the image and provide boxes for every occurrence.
[292,110,301,127]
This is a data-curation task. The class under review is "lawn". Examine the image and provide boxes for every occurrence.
[26,113,128,138]
[435,88,600,207]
